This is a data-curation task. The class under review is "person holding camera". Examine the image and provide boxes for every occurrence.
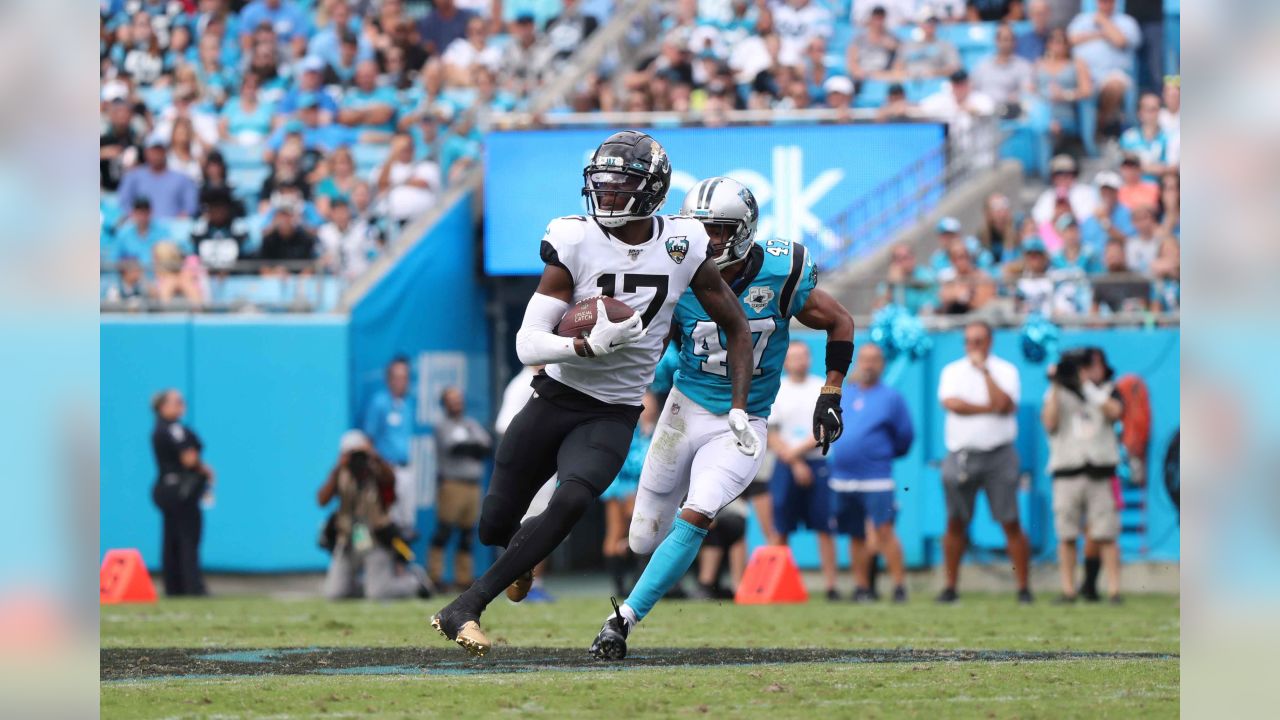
[318,430,430,600]
[150,389,213,597]
[1042,347,1125,603]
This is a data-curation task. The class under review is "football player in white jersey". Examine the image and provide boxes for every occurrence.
[431,131,759,657]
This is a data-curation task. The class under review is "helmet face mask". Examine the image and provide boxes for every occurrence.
[582,131,671,227]
[680,177,758,269]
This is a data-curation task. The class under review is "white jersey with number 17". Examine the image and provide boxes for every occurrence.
[539,214,710,406]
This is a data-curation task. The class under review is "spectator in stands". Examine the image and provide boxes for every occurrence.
[1151,236,1180,312]
[976,192,1019,264]
[937,243,997,314]
[104,258,152,306]
[338,61,399,141]
[330,31,362,88]
[937,320,1031,603]
[972,23,1032,117]
[1126,0,1165,94]
[246,39,287,97]
[375,132,442,229]
[1081,171,1133,252]
[117,139,200,220]
[314,146,359,217]
[279,56,340,118]
[1031,154,1098,226]
[1092,238,1151,314]
[500,14,547,100]
[1033,27,1092,155]
[259,143,312,210]
[772,0,833,68]
[845,6,899,84]
[399,59,458,131]
[1119,92,1169,182]
[309,0,371,69]
[191,186,249,272]
[318,197,380,280]
[101,99,145,191]
[152,240,206,307]
[165,118,205,184]
[1159,76,1180,166]
[893,13,960,80]
[318,429,430,600]
[113,197,168,268]
[1159,169,1180,238]
[967,0,1022,22]
[122,13,165,86]
[1067,0,1141,137]
[350,180,385,241]
[1012,236,1055,315]
[195,31,237,106]
[219,72,279,146]
[930,216,993,272]
[768,342,839,600]
[417,0,478,56]
[879,242,938,315]
[1015,0,1051,61]
[830,342,914,603]
[430,386,493,590]
[1042,346,1125,603]
[154,79,221,150]
[440,114,481,185]
[852,0,920,29]
[1117,153,1159,211]
[875,82,914,122]
[150,389,213,597]
[543,0,600,68]
[259,197,318,270]
[1052,214,1101,274]
[920,70,996,155]
[238,0,311,51]
[1125,204,1162,276]
[823,76,855,120]
[386,18,430,76]
[443,15,502,86]
[199,153,239,219]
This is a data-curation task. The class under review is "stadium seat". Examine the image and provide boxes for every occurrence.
[229,166,271,201]
[352,143,391,175]
[854,79,889,109]
[218,142,267,169]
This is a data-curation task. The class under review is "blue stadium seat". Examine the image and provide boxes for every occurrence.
[352,143,390,175]
[229,166,271,200]
[218,142,267,169]
[903,77,944,102]
[854,79,889,109]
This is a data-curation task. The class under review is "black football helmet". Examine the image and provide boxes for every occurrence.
[582,131,672,227]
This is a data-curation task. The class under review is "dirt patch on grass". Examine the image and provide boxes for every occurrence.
[102,646,1175,682]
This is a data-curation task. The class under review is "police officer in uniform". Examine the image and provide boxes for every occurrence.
[150,389,213,596]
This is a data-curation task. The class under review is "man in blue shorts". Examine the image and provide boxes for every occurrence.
[830,343,915,602]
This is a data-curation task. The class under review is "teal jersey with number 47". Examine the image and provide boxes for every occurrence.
[671,238,817,417]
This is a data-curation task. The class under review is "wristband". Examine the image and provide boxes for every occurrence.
[825,340,854,378]
[821,385,842,395]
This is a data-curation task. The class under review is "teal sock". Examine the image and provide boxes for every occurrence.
[623,518,707,622]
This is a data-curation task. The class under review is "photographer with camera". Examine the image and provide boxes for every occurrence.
[1042,347,1125,603]
[318,430,431,600]
[150,389,213,596]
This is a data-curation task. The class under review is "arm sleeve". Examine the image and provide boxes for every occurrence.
[892,394,915,457]
[514,292,580,365]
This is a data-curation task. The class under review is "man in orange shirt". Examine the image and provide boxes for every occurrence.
[1116,154,1159,211]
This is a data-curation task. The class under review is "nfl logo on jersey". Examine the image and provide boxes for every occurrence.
[745,286,774,313]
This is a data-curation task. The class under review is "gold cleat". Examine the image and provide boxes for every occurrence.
[506,571,534,603]
[431,614,491,657]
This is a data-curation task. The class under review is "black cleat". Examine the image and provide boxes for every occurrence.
[1017,588,1035,604]
[851,587,876,603]
[588,597,631,661]
[936,587,959,604]
[826,588,842,602]
[430,598,490,657]
[892,585,908,604]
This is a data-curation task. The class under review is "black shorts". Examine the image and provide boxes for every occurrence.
[487,373,643,518]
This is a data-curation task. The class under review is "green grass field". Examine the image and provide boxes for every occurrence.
[101,592,1178,718]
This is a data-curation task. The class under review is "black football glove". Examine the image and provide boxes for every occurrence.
[812,392,843,456]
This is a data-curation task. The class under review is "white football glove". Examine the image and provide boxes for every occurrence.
[728,408,761,458]
[584,299,645,357]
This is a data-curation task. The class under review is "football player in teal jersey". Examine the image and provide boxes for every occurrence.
[589,177,855,659]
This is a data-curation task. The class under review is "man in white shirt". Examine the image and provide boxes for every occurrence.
[317,198,380,280]
[771,0,832,68]
[767,341,839,600]
[373,133,442,226]
[936,321,1033,603]
[920,70,997,163]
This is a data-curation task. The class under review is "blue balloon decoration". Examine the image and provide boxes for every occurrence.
[870,305,932,362]
[1020,313,1060,364]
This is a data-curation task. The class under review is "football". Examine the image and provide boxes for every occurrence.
[555,296,635,338]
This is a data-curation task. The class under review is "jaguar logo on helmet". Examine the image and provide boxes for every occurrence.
[666,235,690,264]
[581,131,672,228]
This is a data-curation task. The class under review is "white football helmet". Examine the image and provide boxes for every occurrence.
[681,177,759,269]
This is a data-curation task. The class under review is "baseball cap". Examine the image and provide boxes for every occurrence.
[1023,236,1048,253]
[1094,171,1122,189]
[949,69,969,84]
[339,429,370,454]
[936,216,961,234]
[1120,153,1141,167]
[514,13,535,24]
[887,82,906,97]
[1049,154,1077,174]
[823,76,854,97]
[131,197,152,211]
[300,55,326,73]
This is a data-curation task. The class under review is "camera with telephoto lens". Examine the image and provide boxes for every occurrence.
[347,449,371,478]
[1051,347,1092,398]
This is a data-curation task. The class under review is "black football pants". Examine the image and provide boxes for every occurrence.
[466,374,641,609]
